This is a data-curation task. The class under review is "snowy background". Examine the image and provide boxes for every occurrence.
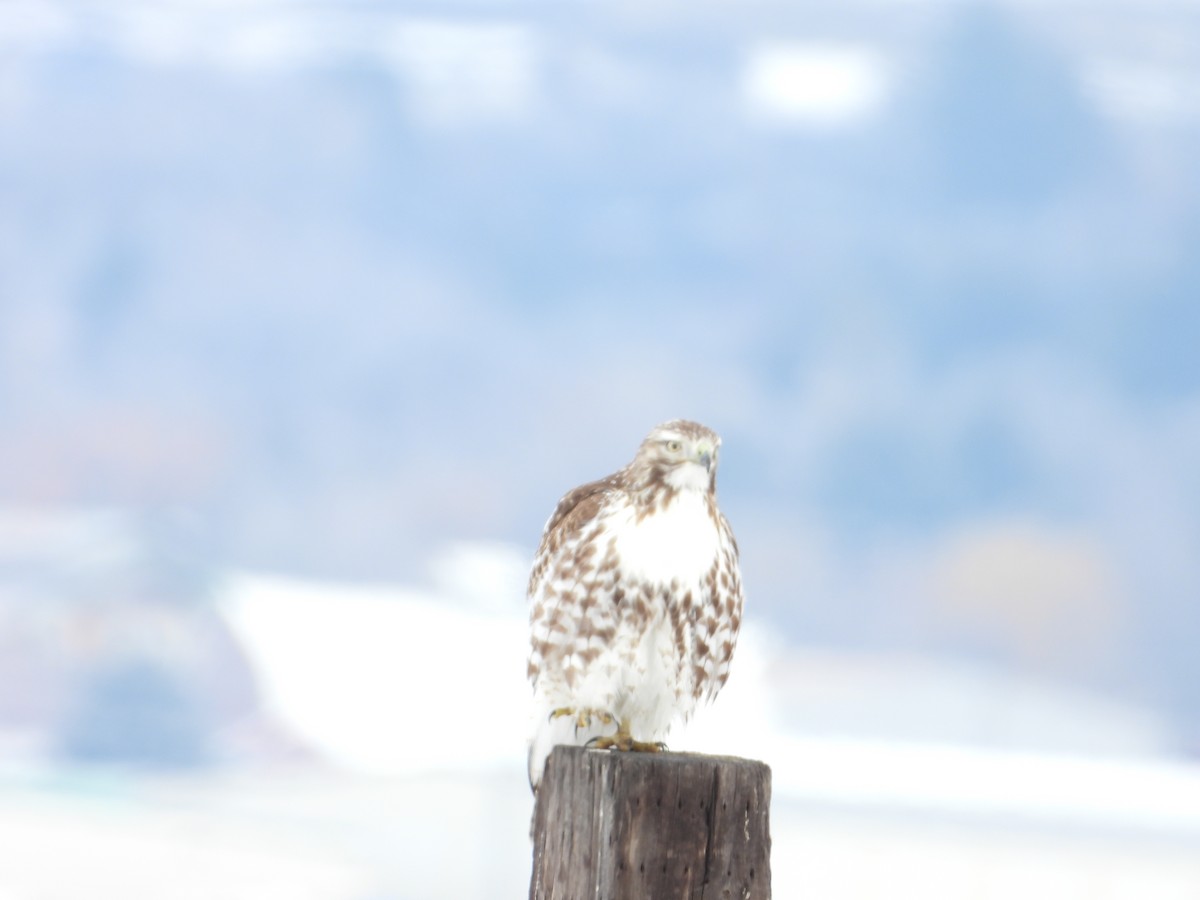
[2,0,1200,896]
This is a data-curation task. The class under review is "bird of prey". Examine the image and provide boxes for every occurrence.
[526,420,743,789]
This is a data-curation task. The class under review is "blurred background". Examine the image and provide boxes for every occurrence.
[2,0,1200,897]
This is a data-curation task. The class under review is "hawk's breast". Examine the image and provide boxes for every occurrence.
[604,491,718,587]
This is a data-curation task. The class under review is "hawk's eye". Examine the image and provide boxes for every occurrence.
[665,439,683,453]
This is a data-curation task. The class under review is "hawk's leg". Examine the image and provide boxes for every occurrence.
[586,719,668,753]
[549,707,616,735]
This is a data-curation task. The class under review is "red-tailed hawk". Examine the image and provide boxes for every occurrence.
[527,419,743,789]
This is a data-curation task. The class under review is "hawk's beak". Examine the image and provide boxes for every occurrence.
[696,447,713,472]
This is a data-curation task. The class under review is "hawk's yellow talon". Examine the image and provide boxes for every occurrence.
[585,719,663,753]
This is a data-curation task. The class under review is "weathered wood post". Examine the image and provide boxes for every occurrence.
[530,746,771,899]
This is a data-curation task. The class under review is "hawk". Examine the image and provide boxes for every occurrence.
[526,419,743,789]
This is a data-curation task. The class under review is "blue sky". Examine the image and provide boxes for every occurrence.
[2,1,1200,741]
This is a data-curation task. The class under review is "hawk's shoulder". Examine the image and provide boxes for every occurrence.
[541,473,624,540]
[528,471,626,594]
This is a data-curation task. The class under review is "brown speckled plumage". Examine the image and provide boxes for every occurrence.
[527,420,744,788]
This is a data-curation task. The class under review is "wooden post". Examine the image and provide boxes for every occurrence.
[530,745,771,900]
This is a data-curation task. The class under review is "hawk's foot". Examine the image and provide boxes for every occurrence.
[585,720,667,753]
[548,707,615,734]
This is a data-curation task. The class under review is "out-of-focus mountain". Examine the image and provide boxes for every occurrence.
[0,507,305,766]
[2,1,1199,744]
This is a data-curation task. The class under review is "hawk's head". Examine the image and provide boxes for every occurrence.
[631,419,722,495]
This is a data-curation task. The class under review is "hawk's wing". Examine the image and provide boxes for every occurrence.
[527,473,621,598]
[541,474,622,542]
